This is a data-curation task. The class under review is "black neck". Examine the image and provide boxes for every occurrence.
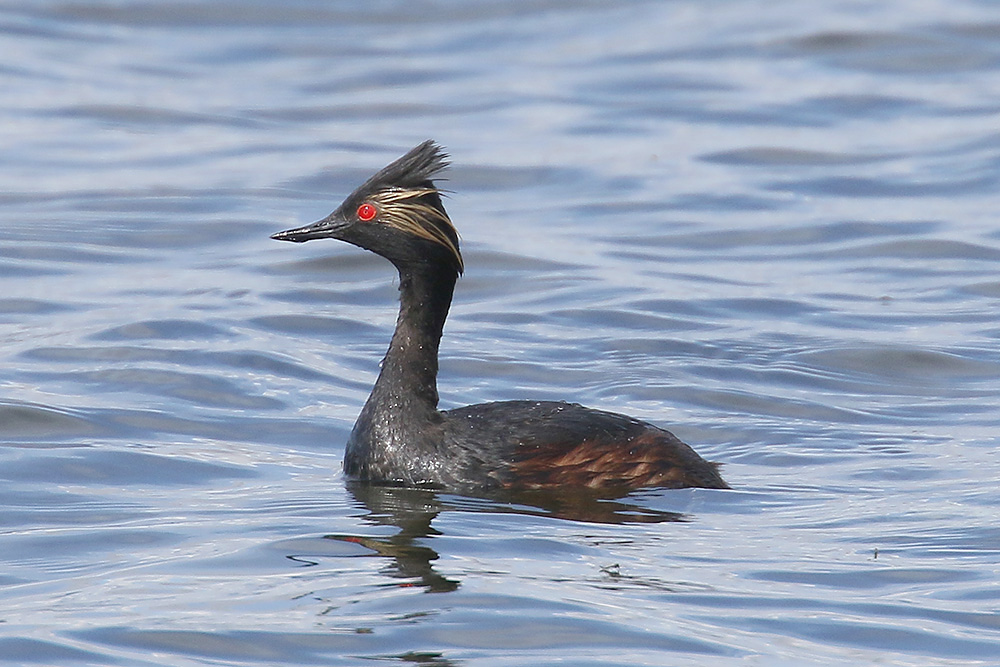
[353,261,457,446]
[379,263,455,409]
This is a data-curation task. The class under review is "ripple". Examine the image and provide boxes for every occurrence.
[850,238,1000,261]
[91,319,230,341]
[0,638,111,665]
[48,368,285,409]
[781,27,1000,74]
[74,606,734,663]
[0,297,72,316]
[701,146,894,167]
[25,344,338,385]
[716,614,1000,660]
[769,174,999,197]
[960,280,1000,298]
[249,314,381,337]
[1,449,255,486]
[0,488,150,530]
[750,566,976,589]
[0,401,102,441]
[795,346,1000,383]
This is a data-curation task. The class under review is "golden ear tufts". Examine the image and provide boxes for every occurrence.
[371,188,464,273]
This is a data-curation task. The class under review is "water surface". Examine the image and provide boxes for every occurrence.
[3,1,1000,665]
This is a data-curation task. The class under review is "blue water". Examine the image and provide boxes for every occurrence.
[4,1,1000,665]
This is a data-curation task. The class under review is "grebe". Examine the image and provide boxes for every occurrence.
[271,141,728,493]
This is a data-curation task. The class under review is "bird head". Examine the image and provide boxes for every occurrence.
[271,140,463,275]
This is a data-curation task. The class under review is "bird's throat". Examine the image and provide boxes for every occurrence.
[348,264,457,467]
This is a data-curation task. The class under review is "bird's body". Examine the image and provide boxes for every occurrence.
[272,141,727,493]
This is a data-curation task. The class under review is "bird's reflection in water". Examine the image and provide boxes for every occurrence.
[331,482,459,593]
[324,482,686,593]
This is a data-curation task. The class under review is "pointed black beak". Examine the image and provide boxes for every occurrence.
[271,214,348,243]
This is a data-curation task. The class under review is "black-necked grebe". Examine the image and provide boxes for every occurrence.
[271,141,728,493]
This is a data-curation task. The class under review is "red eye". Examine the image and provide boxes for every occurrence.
[357,202,377,221]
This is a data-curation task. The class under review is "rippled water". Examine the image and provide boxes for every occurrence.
[4,1,1000,665]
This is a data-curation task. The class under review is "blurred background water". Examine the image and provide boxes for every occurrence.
[3,1,1000,665]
